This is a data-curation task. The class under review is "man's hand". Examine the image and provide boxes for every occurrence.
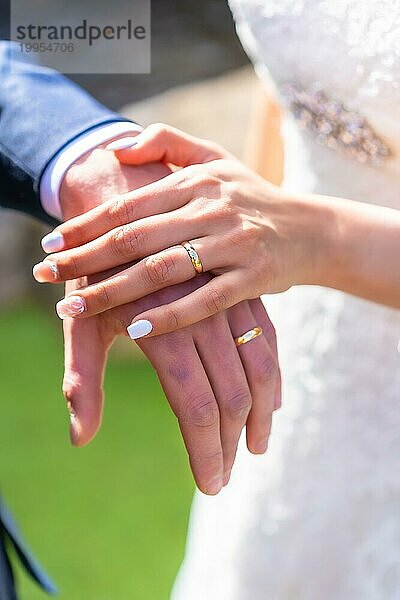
[58,147,280,494]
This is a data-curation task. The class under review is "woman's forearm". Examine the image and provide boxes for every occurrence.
[313,195,400,308]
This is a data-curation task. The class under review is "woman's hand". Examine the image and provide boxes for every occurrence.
[33,124,334,338]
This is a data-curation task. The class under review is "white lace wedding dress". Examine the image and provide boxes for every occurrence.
[172,2,400,599]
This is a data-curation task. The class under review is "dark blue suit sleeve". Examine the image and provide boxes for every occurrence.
[0,42,131,224]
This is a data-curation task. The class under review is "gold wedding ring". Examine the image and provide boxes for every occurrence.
[235,326,263,347]
[181,241,204,275]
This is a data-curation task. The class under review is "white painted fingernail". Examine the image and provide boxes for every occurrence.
[105,137,138,151]
[127,319,153,340]
[56,296,86,319]
[41,230,65,253]
[32,260,59,282]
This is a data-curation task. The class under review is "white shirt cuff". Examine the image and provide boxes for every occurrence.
[40,121,143,220]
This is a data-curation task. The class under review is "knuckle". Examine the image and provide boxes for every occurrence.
[144,253,176,286]
[227,178,242,200]
[190,448,222,472]
[180,394,219,428]
[205,286,230,314]
[111,225,144,258]
[163,306,181,331]
[108,197,135,226]
[255,355,278,387]
[58,254,79,280]
[242,223,262,251]
[91,282,112,311]
[199,172,221,192]
[223,388,252,420]
[184,168,221,198]
[207,158,232,180]
[166,362,192,385]
[219,199,236,223]
[184,164,203,182]
[211,199,239,231]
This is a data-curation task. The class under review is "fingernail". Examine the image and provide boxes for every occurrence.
[41,230,65,253]
[67,401,81,446]
[127,319,153,340]
[206,475,223,495]
[32,260,59,282]
[56,296,86,319]
[105,137,138,151]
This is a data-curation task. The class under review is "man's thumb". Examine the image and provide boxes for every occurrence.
[63,316,108,447]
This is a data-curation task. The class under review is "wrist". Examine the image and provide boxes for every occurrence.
[303,194,354,290]
[284,191,340,287]
[60,149,100,220]
[60,147,125,220]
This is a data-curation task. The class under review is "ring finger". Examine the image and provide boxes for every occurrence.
[54,236,234,319]
[33,208,215,284]
[227,300,278,455]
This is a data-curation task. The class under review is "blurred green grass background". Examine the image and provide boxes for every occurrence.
[0,303,193,600]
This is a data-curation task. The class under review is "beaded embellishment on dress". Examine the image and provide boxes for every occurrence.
[282,83,392,167]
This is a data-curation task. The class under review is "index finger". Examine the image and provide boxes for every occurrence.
[41,166,197,254]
